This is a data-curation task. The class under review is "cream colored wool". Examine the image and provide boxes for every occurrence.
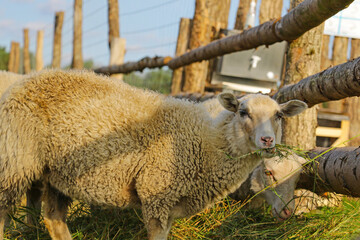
[0,71,23,95]
[0,69,307,239]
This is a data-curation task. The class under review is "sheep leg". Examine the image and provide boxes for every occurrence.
[26,180,43,225]
[43,183,72,240]
[146,218,173,240]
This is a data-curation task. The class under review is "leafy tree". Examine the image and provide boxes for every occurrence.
[0,46,9,71]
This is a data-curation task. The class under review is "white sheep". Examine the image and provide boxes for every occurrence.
[203,96,307,220]
[0,71,23,95]
[0,69,307,240]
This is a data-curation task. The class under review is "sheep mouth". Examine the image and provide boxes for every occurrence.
[264,147,276,154]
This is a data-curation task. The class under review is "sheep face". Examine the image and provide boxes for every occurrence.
[218,93,307,157]
[251,155,307,221]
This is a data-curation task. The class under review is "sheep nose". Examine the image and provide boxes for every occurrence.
[260,136,274,147]
[282,208,292,219]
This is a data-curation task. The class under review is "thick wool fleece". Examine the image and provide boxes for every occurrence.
[0,69,263,229]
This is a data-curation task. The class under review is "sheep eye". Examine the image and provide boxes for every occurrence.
[275,112,284,120]
[239,109,249,117]
[264,170,273,176]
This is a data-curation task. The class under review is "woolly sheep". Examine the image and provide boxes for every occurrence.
[0,71,23,95]
[203,96,307,220]
[0,69,307,240]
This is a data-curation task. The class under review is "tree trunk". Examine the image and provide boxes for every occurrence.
[281,0,323,150]
[297,147,360,197]
[72,0,83,69]
[52,11,64,68]
[259,0,282,24]
[183,0,210,93]
[234,0,253,30]
[7,42,16,73]
[23,29,31,74]
[347,38,360,147]
[171,18,192,94]
[36,30,44,71]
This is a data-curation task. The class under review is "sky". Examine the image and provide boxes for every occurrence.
[0,0,288,69]
[10,0,360,71]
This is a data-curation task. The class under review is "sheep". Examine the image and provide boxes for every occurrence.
[0,69,307,240]
[203,96,307,220]
[0,71,23,95]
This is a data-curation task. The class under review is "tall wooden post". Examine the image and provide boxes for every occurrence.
[36,30,44,71]
[347,38,360,146]
[259,0,282,24]
[72,0,83,69]
[281,0,323,150]
[171,18,192,94]
[52,11,64,68]
[320,35,331,71]
[108,0,125,80]
[234,0,253,30]
[8,42,16,72]
[183,0,210,93]
[14,42,20,74]
[23,28,31,74]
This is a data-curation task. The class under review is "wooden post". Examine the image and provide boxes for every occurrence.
[8,42,16,72]
[108,0,124,79]
[23,28,31,74]
[72,0,83,69]
[320,35,331,71]
[52,11,64,68]
[326,36,349,113]
[171,18,192,94]
[259,0,282,24]
[108,0,120,47]
[281,0,323,150]
[183,0,210,93]
[36,30,44,71]
[347,38,360,147]
[234,0,253,30]
[14,42,20,74]
[206,0,231,85]
[109,37,126,80]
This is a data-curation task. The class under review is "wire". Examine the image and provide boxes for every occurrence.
[121,0,181,17]
[83,37,108,49]
[123,21,179,35]
[83,3,107,20]
[127,41,176,52]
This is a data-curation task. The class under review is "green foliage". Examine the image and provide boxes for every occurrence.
[5,197,360,239]
[0,46,9,71]
[124,68,172,94]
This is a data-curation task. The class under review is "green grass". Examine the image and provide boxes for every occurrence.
[4,197,360,240]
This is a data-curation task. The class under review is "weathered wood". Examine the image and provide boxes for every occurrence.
[347,38,360,147]
[14,42,20,74]
[297,147,360,197]
[109,37,126,80]
[108,0,120,48]
[234,0,253,30]
[320,34,331,71]
[52,11,64,68]
[72,0,83,69]
[36,30,44,71]
[183,0,210,93]
[95,56,172,75]
[23,29,31,74]
[273,57,360,107]
[259,0,282,24]
[171,18,192,94]
[7,42,16,72]
[167,0,354,70]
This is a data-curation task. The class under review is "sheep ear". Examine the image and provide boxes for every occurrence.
[218,93,239,113]
[280,100,307,117]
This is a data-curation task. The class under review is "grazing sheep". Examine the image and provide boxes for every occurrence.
[203,96,308,220]
[0,69,307,240]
